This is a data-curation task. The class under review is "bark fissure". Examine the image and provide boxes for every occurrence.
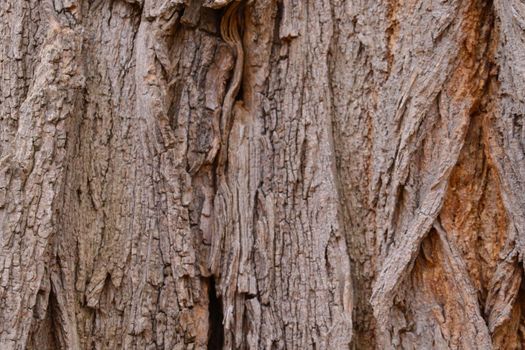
[207,277,224,350]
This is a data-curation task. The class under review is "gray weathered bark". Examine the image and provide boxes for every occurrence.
[1,0,524,349]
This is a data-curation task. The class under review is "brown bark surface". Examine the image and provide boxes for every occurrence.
[1,0,524,349]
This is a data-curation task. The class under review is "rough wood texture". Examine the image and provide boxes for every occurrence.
[1,0,524,349]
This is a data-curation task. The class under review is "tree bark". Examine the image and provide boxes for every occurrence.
[0,0,524,349]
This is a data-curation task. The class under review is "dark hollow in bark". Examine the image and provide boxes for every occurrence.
[207,278,224,350]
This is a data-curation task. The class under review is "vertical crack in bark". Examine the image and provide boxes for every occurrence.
[207,277,224,350]
[26,287,60,350]
[204,2,249,348]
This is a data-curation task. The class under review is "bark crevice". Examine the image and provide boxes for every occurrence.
[207,277,224,350]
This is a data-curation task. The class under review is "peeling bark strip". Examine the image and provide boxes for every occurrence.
[1,0,525,349]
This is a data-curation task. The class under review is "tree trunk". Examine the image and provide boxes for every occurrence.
[0,0,524,348]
